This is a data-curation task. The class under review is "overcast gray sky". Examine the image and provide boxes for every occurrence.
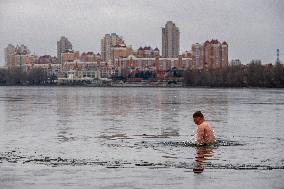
[0,0,283,65]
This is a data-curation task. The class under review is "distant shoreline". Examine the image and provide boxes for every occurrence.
[0,84,283,89]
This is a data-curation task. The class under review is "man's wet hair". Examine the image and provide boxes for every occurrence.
[193,111,204,118]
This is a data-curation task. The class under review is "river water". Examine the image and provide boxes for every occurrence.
[0,86,283,188]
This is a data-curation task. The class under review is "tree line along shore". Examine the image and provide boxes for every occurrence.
[0,63,283,88]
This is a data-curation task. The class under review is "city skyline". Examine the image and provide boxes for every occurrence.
[0,0,284,65]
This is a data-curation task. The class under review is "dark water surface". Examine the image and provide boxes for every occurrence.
[0,86,283,188]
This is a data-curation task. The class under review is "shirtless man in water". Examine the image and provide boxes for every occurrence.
[193,111,215,173]
[193,111,215,145]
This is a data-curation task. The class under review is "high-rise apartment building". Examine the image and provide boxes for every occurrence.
[57,36,73,64]
[221,42,229,67]
[192,43,204,69]
[4,44,16,66]
[203,39,228,69]
[101,33,124,63]
[162,21,180,58]
[101,34,111,63]
[4,44,31,67]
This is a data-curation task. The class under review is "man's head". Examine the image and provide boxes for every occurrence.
[193,111,204,125]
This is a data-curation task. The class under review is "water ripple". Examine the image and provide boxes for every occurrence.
[0,151,283,170]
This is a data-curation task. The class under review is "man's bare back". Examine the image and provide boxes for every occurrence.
[196,121,215,145]
[193,111,215,145]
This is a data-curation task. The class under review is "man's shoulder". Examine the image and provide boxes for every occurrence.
[200,121,211,128]
[200,121,208,126]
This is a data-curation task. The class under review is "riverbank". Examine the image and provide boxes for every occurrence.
[1,83,284,89]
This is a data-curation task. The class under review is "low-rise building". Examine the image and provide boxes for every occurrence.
[38,55,57,64]
[80,52,95,62]
[230,59,242,66]
[61,50,80,64]
[61,60,117,79]
[112,44,133,61]
[136,46,160,58]
[115,55,192,78]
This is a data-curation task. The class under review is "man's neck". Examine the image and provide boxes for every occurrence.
[198,120,205,125]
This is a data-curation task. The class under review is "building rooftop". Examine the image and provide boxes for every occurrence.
[222,41,228,45]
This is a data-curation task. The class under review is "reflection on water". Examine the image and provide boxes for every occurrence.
[193,146,214,173]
